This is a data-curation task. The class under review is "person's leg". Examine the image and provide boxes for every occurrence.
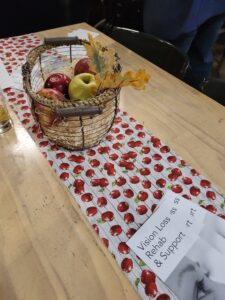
[185,13,225,89]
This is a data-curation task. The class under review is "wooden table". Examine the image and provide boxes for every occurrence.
[1,23,225,300]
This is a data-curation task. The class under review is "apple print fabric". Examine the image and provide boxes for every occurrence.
[1,34,225,300]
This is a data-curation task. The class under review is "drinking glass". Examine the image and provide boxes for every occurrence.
[0,89,13,133]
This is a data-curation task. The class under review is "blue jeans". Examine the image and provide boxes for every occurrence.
[170,13,225,89]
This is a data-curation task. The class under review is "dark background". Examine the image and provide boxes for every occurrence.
[0,0,143,38]
[0,0,99,37]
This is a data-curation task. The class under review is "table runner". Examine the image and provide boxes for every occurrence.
[1,33,225,300]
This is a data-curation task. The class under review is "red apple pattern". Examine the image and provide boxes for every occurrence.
[2,33,225,300]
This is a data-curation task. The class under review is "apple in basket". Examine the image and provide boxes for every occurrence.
[37,88,66,102]
[44,73,71,97]
[36,88,66,126]
[74,58,94,75]
[68,73,97,101]
[34,102,56,126]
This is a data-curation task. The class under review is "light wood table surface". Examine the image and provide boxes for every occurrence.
[1,22,225,300]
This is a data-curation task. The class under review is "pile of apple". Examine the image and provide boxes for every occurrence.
[35,58,98,126]
[37,57,97,103]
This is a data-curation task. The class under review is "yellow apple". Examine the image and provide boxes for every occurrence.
[68,73,97,101]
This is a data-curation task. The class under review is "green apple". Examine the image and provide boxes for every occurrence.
[68,73,97,101]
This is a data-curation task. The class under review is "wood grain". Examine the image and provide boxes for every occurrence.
[0,109,140,300]
[1,22,225,300]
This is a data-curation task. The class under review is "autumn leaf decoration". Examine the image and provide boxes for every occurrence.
[84,34,150,92]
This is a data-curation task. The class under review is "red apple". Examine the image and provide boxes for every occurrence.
[171,168,182,177]
[60,172,69,181]
[117,202,129,212]
[182,194,192,200]
[87,149,96,156]
[160,145,170,153]
[154,164,164,172]
[90,159,100,168]
[73,179,85,194]
[56,153,65,159]
[206,190,216,200]
[126,228,137,238]
[129,151,138,159]
[142,146,150,154]
[86,169,95,177]
[140,168,151,176]
[121,153,130,160]
[44,73,71,97]
[121,258,133,273]
[37,88,66,102]
[121,122,129,128]
[109,153,119,161]
[156,178,166,188]
[92,224,99,235]
[136,205,148,215]
[110,225,122,236]
[135,124,143,130]
[101,211,114,222]
[167,156,177,163]
[59,163,69,170]
[114,116,122,123]
[145,282,158,297]
[191,169,200,176]
[171,184,183,193]
[116,134,125,140]
[137,131,145,138]
[152,154,162,161]
[118,242,130,254]
[124,213,134,224]
[73,165,84,174]
[156,294,171,300]
[123,189,134,198]
[142,180,151,189]
[190,186,200,196]
[97,197,107,207]
[102,238,109,248]
[168,173,178,181]
[205,204,217,213]
[86,206,98,217]
[74,58,95,75]
[112,127,120,133]
[138,191,149,201]
[34,102,55,126]
[98,146,110,154]
[126,129,134,135]
[182,177,193,185]
[99,178,109,187]
[116,176,127,186]
[153,190,164,199]
[81,193,93,202]
[110,190,121,199]
[130,176,140,184]
[200,179,211,188]
[141,270,156,284]
[142,157,151,164]
[113,142,122,150]
[151,204,157,212]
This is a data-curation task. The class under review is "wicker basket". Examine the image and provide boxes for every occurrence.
[22,37,120,150]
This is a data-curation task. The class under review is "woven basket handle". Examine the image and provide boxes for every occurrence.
[55,106,103,117]
[44,37,84,46]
